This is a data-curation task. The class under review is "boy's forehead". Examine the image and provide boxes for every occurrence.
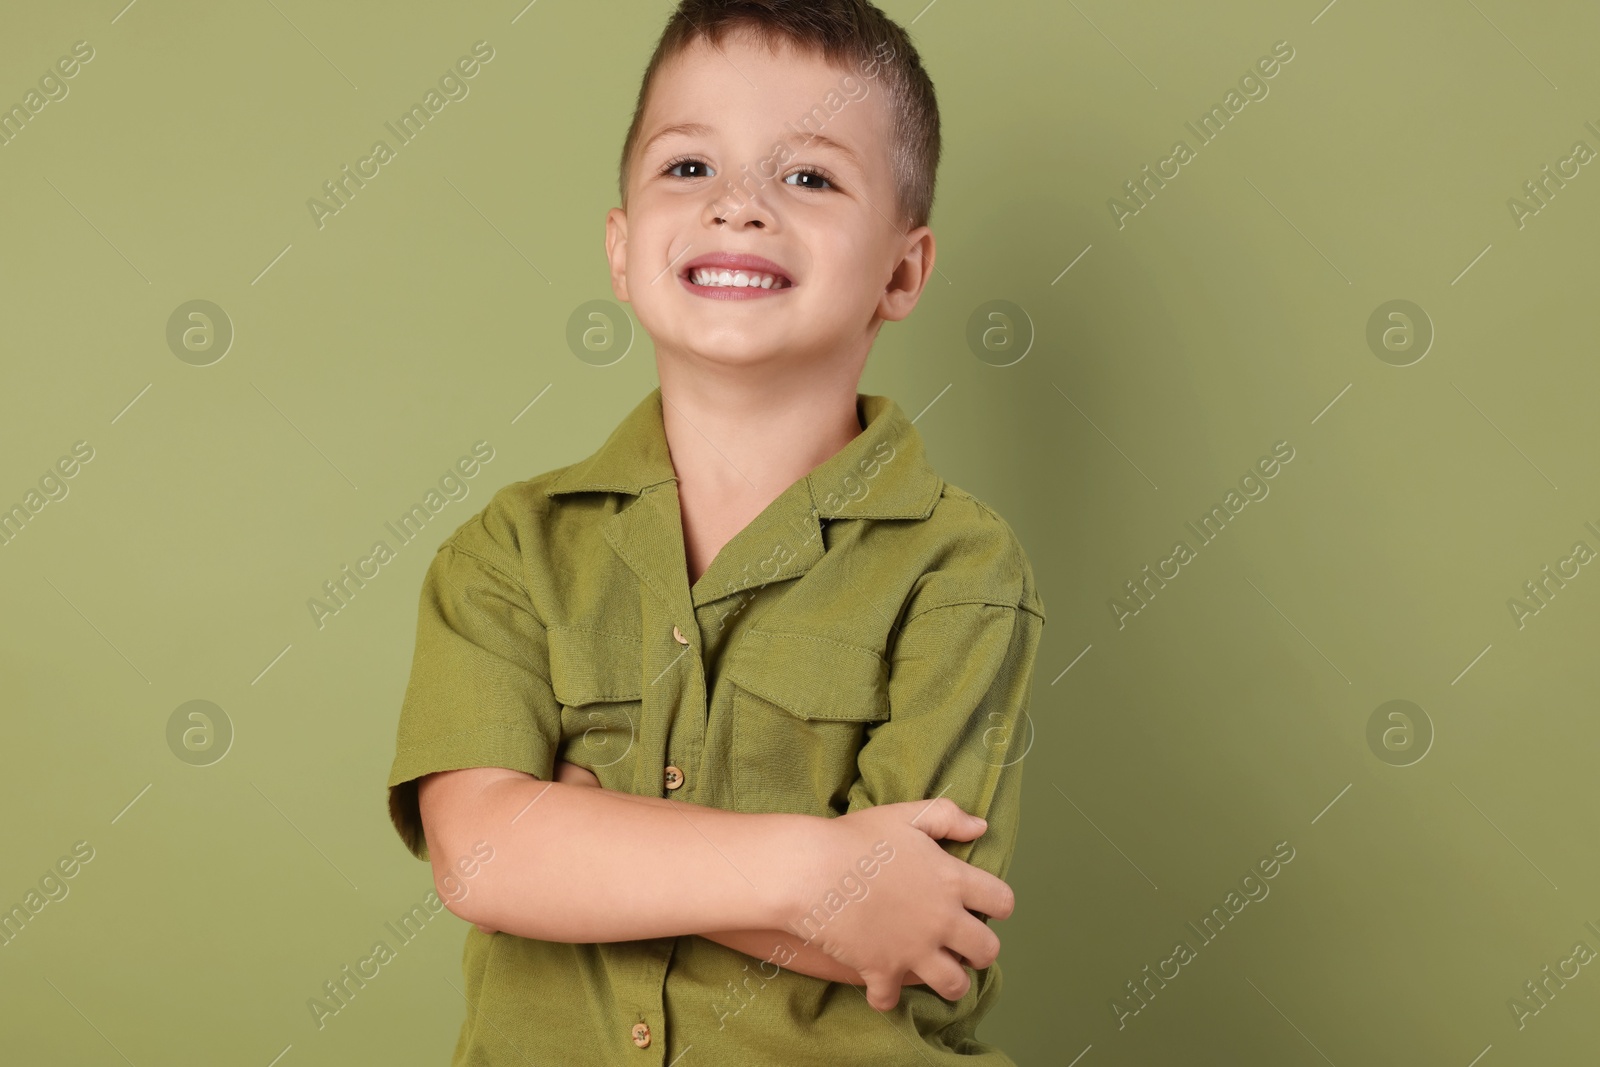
[659,31,858,92]
[640,35,889,174]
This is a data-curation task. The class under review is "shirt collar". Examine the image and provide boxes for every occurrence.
[545,386,942,520]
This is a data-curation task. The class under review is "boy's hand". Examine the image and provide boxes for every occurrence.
[794,798,1012,1012]
[471,760,601,934]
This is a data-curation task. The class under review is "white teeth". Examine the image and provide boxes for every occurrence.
[690,268,788,289]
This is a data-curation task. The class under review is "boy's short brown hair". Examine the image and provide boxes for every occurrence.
[618,0,942,233]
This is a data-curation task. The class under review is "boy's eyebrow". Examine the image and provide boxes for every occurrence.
[642,121,863,172]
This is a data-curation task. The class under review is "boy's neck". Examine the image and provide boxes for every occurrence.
[657,374,866,510]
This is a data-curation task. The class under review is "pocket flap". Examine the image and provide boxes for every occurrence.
[546,627,643,705]
[724,630,888,721]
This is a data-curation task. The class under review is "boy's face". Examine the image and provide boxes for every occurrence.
[606,32,934,380]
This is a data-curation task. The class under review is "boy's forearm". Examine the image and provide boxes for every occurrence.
[533,766,927,986]
[699,927,924,988]
[554,784,925,988]
[443,777,817,943]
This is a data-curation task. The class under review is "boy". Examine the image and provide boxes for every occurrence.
[385,1,1046,1063]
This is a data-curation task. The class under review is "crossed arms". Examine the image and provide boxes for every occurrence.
[400,534,1043,1009]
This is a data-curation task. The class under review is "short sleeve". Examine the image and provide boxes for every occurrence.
[385,518,563,863]
[844,599,1043,884]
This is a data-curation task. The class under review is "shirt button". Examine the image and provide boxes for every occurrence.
[664,765,684,790]
[672,625,689,645]
[631,1021,651,1048]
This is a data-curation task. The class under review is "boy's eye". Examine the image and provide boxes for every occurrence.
[784,168,836,191]
[662,156,714,179]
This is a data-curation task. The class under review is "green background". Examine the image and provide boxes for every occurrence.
[2,0,1597,1063]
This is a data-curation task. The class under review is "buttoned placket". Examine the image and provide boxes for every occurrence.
[599,482,705,795]
[595,481,706,1061]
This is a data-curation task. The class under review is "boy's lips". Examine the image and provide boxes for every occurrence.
[679,251,796,294]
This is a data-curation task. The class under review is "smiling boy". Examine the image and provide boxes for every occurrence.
[385,2,1046,1064]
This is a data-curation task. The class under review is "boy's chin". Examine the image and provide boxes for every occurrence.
[661,339,816,369]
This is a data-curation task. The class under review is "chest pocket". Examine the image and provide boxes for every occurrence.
[547,627,643,789]
[723,630,889,817]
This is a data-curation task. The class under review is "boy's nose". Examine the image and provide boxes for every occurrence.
[707,183,776,229]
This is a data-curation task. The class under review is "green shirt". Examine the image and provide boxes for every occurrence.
[387,386,1046,1065]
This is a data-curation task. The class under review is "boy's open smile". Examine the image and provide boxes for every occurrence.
[678,250,797,299]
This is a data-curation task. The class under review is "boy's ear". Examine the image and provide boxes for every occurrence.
[604,207,631,302]
[876,225,935,323]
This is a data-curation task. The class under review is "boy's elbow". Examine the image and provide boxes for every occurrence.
[433,868,475,922]
[427,836,492,921]
[415,768,530,925]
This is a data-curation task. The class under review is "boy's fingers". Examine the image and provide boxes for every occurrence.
[910,797,986,840]
[946,919,1002,972]
[917,950,972,1002]
[864,975,899,1012]
[961,868,1017,922]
